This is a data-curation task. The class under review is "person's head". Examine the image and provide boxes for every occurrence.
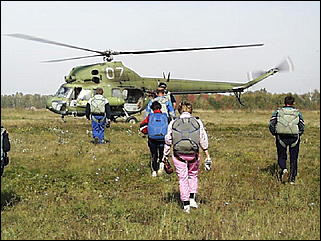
[158,82,167,89]
[178,101,193,114]
[156,88,165,96]
[95,88,104,95]
[284,95,295,106]
[151,101,162,111]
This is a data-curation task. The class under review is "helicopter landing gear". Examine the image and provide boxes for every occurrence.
[61,115,66,122]
[233,90,245,106]
[125,116,138,124]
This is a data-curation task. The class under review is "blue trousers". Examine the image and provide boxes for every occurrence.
[91,115,106,143]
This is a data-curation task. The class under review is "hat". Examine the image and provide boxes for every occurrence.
[158,82,167,88]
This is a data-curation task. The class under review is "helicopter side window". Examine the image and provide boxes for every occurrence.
[112,88,123,99]
[77,89,92,100]
[55,86,72,98]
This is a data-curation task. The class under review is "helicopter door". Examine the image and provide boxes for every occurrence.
[69,87,83,107]
[123,88,144,112]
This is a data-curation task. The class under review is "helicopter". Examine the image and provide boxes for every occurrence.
[5,34,293,124]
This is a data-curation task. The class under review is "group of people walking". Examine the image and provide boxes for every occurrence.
[1,85,305,214]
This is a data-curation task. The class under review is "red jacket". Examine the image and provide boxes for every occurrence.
[139,109,162,134]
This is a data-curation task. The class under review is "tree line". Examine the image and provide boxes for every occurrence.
[1,89,320,110]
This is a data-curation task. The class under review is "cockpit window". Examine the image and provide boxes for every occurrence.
[77,89,92,100]
[55,86,72,98]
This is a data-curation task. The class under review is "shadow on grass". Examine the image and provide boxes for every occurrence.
[1,189,21,211]
[260,163,280,181]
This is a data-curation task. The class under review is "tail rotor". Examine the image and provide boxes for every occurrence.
[247,56,294,81]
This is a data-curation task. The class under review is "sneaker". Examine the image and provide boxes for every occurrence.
[190,199,199,208]
[290,181,296,185]
[183,205,190,213]
[152,171,157,177]
[281,169,289,183]
[157,162,164,175]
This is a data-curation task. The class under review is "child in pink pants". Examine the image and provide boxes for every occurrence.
[163,101,212,213]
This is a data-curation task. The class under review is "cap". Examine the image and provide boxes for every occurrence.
[158,82,167,88]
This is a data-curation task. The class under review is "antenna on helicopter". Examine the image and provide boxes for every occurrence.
[5,33,264,63]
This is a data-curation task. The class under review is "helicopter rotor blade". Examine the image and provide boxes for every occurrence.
[41,54,104,63]
[117,43,264,55]
[5,33,104,55]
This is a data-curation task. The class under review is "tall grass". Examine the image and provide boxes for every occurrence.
[1,108,320,240]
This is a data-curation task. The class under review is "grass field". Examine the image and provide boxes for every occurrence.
[1,108,320,240]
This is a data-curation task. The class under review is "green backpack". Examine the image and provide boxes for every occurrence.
[275,108,300,135]
[89,95,108,114]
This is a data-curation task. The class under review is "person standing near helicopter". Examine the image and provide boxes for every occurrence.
[146,88,176,121]
[86,88,111,144]
[158,82,177,110]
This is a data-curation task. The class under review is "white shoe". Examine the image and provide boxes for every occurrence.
[183,205,190,213]
[157,162,164,175]
[152,171,157,177]
[190,199,199,208]
[281,169,289,183]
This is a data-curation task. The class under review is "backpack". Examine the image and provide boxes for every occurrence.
[275,107,300,135]
[153,96,169,116]
[147,113,169,140]
[89,95,107,114]
[172,117,200,155]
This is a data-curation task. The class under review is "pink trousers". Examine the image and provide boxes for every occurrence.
[172,153,200,202]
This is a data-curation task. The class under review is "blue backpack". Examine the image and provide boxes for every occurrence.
[147,113,168,140]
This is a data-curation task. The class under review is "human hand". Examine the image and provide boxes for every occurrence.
[204,157,212,171]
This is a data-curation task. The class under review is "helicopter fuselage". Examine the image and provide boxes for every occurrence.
[46,61,278,120]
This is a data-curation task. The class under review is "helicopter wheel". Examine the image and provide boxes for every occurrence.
[125,116,138,124]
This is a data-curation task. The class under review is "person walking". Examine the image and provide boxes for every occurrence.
[145,88,176,121]
[163,101,212,213]
[158,82,177,110]
[86,88,111,144]
[140,101,168,177]
[1,126,11,177]
[269,95,305,184]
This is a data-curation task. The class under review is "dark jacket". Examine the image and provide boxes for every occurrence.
[1,127,10,154]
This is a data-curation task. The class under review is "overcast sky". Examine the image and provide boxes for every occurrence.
[1,1,320,95]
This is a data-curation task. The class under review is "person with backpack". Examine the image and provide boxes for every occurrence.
[86,88,111,144]
[145,88,176,121]
[163,101,212,213]
[269,95,305,184]
[158,82,177,110]
[140,101,169,177]
[1,126,11,177]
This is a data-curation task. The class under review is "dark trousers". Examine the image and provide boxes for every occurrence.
[148,138,165,172]
[276,135,300,180]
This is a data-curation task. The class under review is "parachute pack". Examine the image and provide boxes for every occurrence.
[153,96,169,116]
[90,95,107,114]
[275,108,300,135]
[147,112,169,140]
[172,117,200,155]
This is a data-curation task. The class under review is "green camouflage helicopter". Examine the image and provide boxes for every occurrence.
[6,34,293,123]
